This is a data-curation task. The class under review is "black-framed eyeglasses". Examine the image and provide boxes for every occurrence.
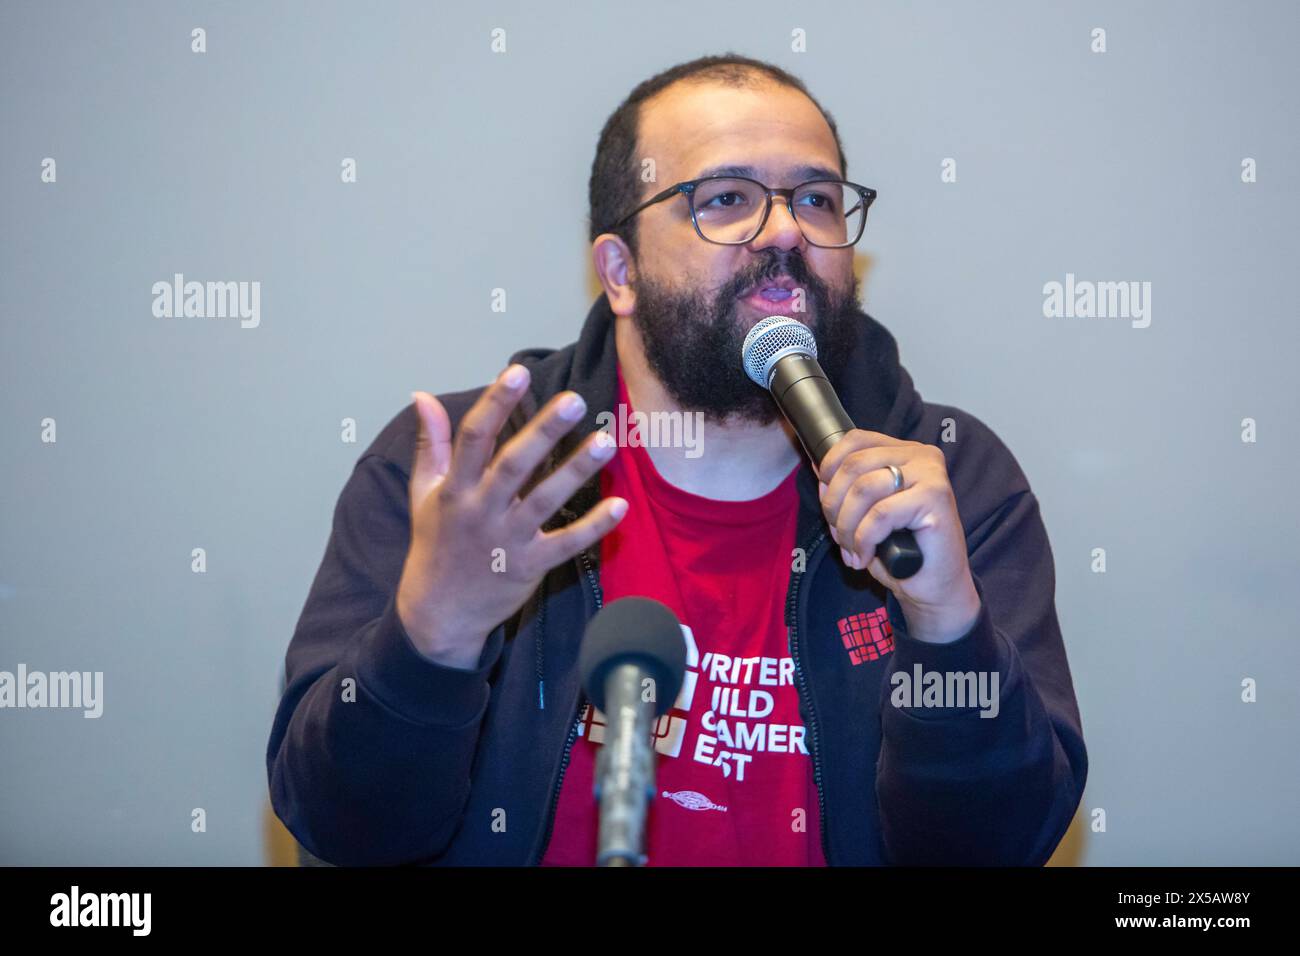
[611,175,877,248]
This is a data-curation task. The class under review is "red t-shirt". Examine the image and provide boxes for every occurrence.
[540,367,827,866]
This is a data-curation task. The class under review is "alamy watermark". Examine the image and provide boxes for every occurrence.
[0,664,103,718]
[50,886,150,935]
[595,403,704,459]
[1042,272,1151,328]
[890,664,999,719]
[152,273,260,328]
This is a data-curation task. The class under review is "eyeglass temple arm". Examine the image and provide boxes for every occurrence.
[613,183,689,228]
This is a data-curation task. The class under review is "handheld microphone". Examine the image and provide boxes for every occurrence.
[578,597,687,867]
[742,314,924,580]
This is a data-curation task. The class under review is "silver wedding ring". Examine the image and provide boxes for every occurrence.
[885,464,904,492]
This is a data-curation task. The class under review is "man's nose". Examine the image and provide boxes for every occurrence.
[750,195,806,252]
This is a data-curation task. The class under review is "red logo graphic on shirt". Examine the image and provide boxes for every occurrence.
[838,606,894,665]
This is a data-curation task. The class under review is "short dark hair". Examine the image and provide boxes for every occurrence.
[587,53,849,260]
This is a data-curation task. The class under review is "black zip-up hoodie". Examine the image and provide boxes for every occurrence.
[267,294,1088,866]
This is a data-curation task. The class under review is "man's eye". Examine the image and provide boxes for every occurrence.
[704,192,746,207]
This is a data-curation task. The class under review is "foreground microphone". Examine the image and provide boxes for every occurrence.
[578,597,687,867]
[742,314,923,580]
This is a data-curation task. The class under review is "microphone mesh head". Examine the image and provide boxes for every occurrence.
[741,315,818,387]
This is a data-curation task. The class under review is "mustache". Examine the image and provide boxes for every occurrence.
[719,270,836,322]
[722,253,820,299]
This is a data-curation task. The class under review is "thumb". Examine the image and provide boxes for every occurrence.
[409,391,453,504]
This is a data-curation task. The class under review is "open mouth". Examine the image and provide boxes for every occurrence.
[740,276,803,313]
[742,273,800,300]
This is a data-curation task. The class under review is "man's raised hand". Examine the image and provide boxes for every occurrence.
[395,364,627,669]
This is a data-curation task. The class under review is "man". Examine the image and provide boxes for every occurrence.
[267,53,1087,866]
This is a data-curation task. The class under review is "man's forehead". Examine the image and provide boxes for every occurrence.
[640,82,842,185]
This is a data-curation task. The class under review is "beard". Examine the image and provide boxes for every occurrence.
[628,250,862,426]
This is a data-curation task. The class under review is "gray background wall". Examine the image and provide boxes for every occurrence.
[1,0,1296,865]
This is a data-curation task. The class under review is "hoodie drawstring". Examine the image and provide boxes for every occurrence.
[534,573,549,710]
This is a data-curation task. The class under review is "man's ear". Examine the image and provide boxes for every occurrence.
[592,234,636,317]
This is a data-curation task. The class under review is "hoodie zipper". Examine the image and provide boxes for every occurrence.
[530,541,603,865]
[787,526,831,865]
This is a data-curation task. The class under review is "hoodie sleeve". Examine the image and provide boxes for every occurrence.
[876,480,1088,866]
[266,451,506,867]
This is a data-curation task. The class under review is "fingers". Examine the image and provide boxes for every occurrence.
[822,447,930,559]
[409,391,453,505]
[509,429,618,532]
[480,389,591,512]
[822,446,902,517]
[529,495,629,571]
[444,365,531,493]
[849,485,930,567]
[831,469,891,554]
[818,429,903,482]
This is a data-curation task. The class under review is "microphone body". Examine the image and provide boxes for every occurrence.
[593,663,656,867]
[768,351,855,465]
[743,316,924,580]
[578,597,688,866]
